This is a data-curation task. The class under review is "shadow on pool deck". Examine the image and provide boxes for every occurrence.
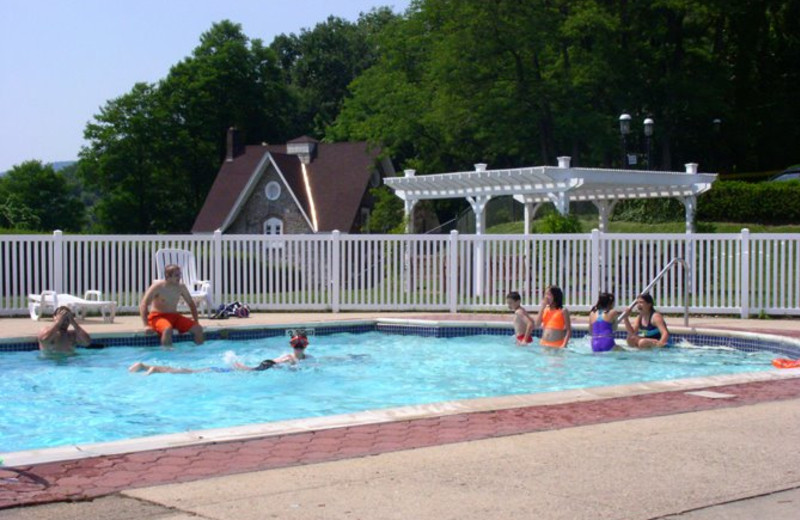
[2,312,800,518]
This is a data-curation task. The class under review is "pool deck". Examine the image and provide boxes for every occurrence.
[2,312,800,519]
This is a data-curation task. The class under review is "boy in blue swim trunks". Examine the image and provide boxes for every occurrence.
[128,333,310,375]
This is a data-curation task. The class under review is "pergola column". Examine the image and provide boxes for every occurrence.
[522,202,543,235]
[681,194,696,234]
[467,195,491,235]
[402,169,418,233]
[593,200,618,233]
[549,192,570,215]
[404,199,418,233]
[467,195,492,296]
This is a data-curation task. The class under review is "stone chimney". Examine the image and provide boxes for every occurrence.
[226,127,245,162]
[287,136,318,164]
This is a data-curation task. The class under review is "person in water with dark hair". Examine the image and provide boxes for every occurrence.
[588,292,626,352]
[128,333,310,375]
[623,293,670,348]
[506,291,534,345]
[534,285,571,348]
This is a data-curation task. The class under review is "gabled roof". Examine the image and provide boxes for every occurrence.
[192,141,382,234]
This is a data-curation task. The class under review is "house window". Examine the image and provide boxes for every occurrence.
[264,217,284,250]
[264,217,283,235]
[265,181,281,201]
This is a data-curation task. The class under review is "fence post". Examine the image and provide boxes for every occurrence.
[590,229,600,303]
[213,229,222,308]
[740,228,750,318]
[53,230,63,294]
[331,230,341,312]
[448,230,458,313]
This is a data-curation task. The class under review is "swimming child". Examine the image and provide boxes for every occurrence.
[506,291,534,345]
[588,292,623,352]
[534,285,571,348]
[129,333,310,375]
[623,293,670,348]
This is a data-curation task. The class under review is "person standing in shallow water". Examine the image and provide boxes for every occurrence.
[37,306,91,356]
[589,292,625,352]
[506,291,534,345]
[534,285,571,348]
[623,293,670,348]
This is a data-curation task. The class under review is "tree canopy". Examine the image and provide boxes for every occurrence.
[5,1,798,233]
[0,160,85,232]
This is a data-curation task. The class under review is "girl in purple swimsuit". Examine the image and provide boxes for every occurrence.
[589,292,621,352]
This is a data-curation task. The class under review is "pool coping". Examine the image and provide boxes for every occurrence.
[3,318,800,467]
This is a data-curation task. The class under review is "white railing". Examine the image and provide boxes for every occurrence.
[1,229,799,317]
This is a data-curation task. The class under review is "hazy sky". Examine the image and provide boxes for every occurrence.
[0,0,410,172]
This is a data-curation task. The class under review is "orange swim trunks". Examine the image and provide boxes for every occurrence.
[147,312,198,335]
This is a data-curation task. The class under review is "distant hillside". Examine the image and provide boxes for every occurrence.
[1,160,76,177]
[50,160,77,172]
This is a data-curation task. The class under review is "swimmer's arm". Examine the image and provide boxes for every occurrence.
[623,313,639,335]
[562,308,572,347]
[178,284,199,322]
[272,354,294,365]
[654,313,670,346]
[139,282,162,326]
[69,316,91,346]
[518,308,534,341]
[607,309,621,330]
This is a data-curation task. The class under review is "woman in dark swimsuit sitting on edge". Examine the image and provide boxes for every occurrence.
[623,293,670,348]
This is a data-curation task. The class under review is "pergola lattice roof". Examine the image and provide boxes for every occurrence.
[383,160,718,233]
[384,165,716,203]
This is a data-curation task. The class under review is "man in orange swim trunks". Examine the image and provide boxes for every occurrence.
[139,264,204,347]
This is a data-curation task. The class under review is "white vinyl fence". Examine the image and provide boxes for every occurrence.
[1,229,799,317]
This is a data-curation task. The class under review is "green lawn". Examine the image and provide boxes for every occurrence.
[487,218,800,234]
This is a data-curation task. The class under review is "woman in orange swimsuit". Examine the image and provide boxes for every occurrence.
[534,285,571,348]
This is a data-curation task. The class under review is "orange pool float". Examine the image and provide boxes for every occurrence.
[772,358,800,369]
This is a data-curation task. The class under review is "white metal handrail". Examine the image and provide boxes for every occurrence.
[619,257,690,326]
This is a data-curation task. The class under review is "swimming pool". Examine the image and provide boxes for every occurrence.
[2,323,797,455]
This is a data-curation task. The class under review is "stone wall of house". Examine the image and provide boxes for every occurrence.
[227,166,312,234]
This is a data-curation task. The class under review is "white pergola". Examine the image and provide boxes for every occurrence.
[384,157,718,234]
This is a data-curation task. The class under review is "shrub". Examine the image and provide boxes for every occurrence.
[538,213,583,233]
[697,181,800,224]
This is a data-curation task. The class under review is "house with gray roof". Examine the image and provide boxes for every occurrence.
[192,129,394,235]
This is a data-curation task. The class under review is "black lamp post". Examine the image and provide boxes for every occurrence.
[643,117,654,170]
[619,113,631,169]
[712,118,722,172]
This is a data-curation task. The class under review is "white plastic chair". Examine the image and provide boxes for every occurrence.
[28,290,117,322]
[154,248,213,317]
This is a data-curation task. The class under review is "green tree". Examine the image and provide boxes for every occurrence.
[272,9,398,138]
[80,20,292,233]
[363,185,404,233]
[0,160,85,231]
[80,83,180,232]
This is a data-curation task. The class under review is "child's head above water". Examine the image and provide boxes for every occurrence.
[290,331,309,350]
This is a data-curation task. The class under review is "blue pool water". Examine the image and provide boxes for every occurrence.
[0,331,779,453]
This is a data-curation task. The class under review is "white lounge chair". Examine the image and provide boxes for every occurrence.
[28,290,118,322]
[154,248,213,317]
